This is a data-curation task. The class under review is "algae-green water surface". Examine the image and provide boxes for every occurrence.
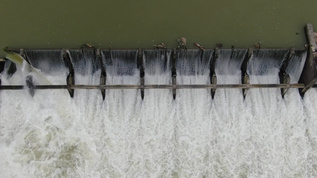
[0,0,317,56]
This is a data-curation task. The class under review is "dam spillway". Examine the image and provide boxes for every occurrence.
[0,48,316,97]
[0,47,317,177]
[0,25,317,177]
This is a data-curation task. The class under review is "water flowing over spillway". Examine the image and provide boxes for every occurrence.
[0,49,317,177]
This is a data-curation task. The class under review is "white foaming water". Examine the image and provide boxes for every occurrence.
[0,52,317,177]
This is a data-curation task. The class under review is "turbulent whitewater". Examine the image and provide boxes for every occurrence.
[0,49,317,177]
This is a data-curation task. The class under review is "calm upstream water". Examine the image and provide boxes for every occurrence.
[1,0,317,56]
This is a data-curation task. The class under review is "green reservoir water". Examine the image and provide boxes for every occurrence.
[0,0,317,56]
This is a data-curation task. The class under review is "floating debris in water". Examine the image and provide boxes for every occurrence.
[254,43,261,49]
[216,43,223,48]
[81,43,95,48]
[153,43,166,49]
[193,43,205,50]
[178,37,187,49]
